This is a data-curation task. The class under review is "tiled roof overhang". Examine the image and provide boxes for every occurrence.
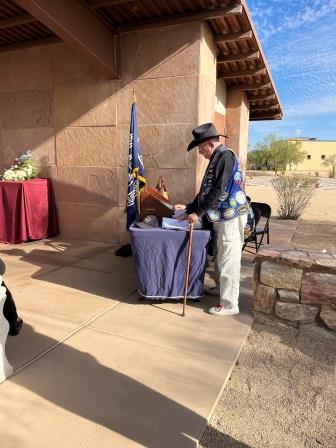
[0,0,283,121]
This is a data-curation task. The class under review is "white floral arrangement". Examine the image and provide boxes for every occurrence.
[2,150,39,181]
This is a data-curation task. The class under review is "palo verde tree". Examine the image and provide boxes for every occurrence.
[247,133,306,174]
[322,153,336,178]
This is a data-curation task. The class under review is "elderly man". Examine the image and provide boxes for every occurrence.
[176,123,248,316]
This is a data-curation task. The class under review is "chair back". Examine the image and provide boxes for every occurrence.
[251,206,262,227]
[250,202,271,220]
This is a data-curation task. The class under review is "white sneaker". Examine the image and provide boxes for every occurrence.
[208,305,239,316]
[204,286,220,296]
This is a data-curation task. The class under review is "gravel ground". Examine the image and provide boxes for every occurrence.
[200,319,336,448]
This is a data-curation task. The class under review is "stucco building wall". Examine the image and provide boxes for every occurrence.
[289,140,336,177]
[0,22,250,243]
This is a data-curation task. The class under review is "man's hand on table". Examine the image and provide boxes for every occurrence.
[177,212,199,224]
[174,204,199,224]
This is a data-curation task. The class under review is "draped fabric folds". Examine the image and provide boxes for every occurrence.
[0,179,59,244]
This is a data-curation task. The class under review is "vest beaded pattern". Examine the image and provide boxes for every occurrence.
[199,147,248,222]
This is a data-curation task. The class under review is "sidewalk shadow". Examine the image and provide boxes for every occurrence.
[8,323,200,447]
[5,323,229,448]
[200,430,251,447]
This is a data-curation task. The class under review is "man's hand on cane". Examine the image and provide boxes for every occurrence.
[174,204,199,224]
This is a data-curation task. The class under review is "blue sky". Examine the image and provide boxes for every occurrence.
[247,0,336,149]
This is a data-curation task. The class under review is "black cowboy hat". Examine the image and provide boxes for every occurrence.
[187,122,228,152]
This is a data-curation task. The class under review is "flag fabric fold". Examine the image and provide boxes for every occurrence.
[127,96,146,229]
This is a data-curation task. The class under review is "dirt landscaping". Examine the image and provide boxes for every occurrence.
[200,319,336,448]
[200,177,336,448]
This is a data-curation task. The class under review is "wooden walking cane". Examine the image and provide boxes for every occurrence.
[182,223,194,317]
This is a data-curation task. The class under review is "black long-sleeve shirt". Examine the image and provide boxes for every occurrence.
[186,145,235,217]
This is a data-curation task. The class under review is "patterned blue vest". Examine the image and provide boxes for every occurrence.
[199,146,248,222]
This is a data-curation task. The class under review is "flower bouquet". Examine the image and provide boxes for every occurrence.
[2,150,39,181]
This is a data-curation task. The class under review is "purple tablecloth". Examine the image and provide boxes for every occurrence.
[130,226,210,299]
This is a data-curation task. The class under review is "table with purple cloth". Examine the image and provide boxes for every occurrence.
[0,179,59,244]
[130,226,210,300]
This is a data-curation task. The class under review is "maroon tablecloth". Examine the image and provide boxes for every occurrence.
[0,179,59,243]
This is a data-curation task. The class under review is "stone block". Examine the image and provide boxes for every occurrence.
[117,124,196,169]
[56,126,117,167]
[0,47,52,92]
[199,23,217,80]
[143,168,196,206]
[314,258,336,269]
[38,165,57,179]
[0,89,53,128]
[275,302,319,323]
[117,165,196,209]
[255,247,282,261]
[54,167,119,206]
[57,202,119,243]
[198,75,216,123]
[52,44,107,87]
[319,305,336,331]
[260,261,302,291]
[253,284,276,314]
[54,83,117,128]
[301,272,336,305]
[277,289,299,303]
[119,23,200,83]
[279,250,313,268]
[116,76,198,125]
[252,260,261,293]
[252,310,299,328]
[1,128,55,166]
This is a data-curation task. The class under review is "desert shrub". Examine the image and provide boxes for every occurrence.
[271,176,317,220]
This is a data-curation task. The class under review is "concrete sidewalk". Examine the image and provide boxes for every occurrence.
[0,219,297,448]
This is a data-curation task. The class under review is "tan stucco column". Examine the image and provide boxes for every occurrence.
[225,89,250,172]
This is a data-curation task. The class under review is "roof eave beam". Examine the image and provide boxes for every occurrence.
[248,94,275,102]
[217,50,260,63]
[14,0,118,79]
[0,36,61,54]
[214,30,252,43]
[228,82,271,91]
[219,68,266,78]
[250,113,282,121]
[0,13,36,29]
[89,0,135,8]
[250,105,279,111]
[117,4,243,33]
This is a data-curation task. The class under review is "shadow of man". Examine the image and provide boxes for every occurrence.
[3,323,217,448]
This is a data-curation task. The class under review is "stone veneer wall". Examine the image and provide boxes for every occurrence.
[0,22,219,244]
[253,248,336,332]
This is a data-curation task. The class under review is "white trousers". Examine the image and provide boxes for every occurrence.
[213,214,247,308]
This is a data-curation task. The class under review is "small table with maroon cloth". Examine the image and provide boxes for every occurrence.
[0,179,59,244]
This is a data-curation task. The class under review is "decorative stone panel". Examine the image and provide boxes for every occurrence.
[277,289,299,303]
[260,261,302,291]
[0,89,53,128]
[301,272,336,305]
[320,306,336,331]
[254,284,276,314]
[253,247,336,334]
[56,126,117,167]
[275,302,319,323]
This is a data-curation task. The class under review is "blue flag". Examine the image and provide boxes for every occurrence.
[127,97,146,229]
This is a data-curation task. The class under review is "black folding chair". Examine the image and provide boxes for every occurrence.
[243,202,271,254]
